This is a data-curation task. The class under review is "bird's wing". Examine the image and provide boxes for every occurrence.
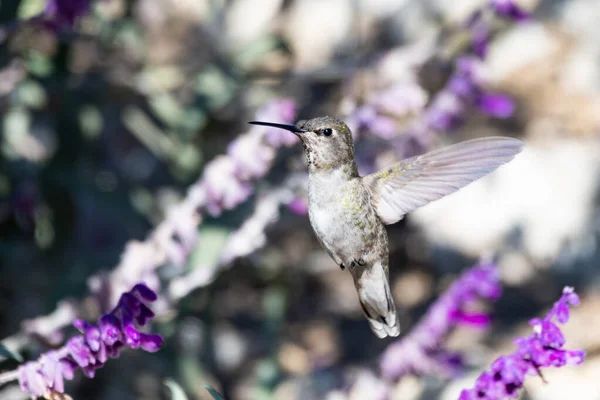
[362,137,523,225]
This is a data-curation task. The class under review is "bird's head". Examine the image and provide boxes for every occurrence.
[249,116,357,173]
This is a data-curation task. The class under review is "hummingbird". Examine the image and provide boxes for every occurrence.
[249,117,523,338]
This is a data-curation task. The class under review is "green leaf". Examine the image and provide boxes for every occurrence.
[24,51,54,77]
[164,379,189,400]
[79,105,103,139]
[0,343,23,363]
[17,0,46,20]
[195,66,237,109]
[204,384,225,400]
[17,80,47,109]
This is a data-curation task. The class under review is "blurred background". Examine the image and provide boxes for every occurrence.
[1,0,600,399]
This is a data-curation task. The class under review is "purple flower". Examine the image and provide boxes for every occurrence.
[352,105,398,139]
[18,351,75,398]
[490,0,530,22]
[17,283,163,398]
[201,99,297,217]
[44,0,95,28]
[476,94,515,118]
[423,55,515,134]
[99,314,121,346]
[345,82,427,139]
[288,197,308,215]
[380,261,501,379]
[459,287,585,399]
[467,11,490,58]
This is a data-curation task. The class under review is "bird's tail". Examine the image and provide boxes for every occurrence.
[350,261,400,339]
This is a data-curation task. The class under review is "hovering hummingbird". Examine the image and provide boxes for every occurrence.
[249,117,523,338]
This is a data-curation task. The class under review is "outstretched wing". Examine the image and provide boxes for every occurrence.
[362,137,523,225]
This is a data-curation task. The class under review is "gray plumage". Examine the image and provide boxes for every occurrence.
[249,117,523,338]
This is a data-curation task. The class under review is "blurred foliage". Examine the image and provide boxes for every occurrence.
[1,0,600,399]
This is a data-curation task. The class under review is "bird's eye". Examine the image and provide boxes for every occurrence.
[321,128,332,136]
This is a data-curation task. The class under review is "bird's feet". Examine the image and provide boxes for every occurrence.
[340,258,366,271]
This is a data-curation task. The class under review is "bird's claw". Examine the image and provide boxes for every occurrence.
[348,258,366,268]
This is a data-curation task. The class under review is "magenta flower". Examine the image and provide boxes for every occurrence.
[17,283,163,398]
[459,287,585,400]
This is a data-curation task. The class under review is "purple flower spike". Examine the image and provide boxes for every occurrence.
[16,283,163,399]
[380,261,501,379]
[202,99,296,217]
[459,287,585,399]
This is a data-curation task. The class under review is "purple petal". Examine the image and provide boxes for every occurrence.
[562,286,580,306]
[124,325,141,348]
[73,319,87,333]
[99,314,122,346]
[95,340,108,364]
[107,341,124,359]
[67,336,94,368]
[119,293,141,316]
[491,0,530,21]
[139,333,164,352]
[133,283,158,302]
[135,303,156,326]
[81,365,97,378]
[60,359,77,380]
[44,0,93,27]
[531,319,565,348]
[469,21,489,58]
[369,116,398,139]
[19,363,46,397]
[564,350,586,365]
[553,300,571,324]
[288,198,308,215]
[451,311,491,328]
[476,94,515,118]
[448,76,478,100]
[84,324,102,352]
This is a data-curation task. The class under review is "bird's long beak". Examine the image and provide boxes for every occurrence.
[248,121,306,134]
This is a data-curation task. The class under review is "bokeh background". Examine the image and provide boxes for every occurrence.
[1,0,600,399]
